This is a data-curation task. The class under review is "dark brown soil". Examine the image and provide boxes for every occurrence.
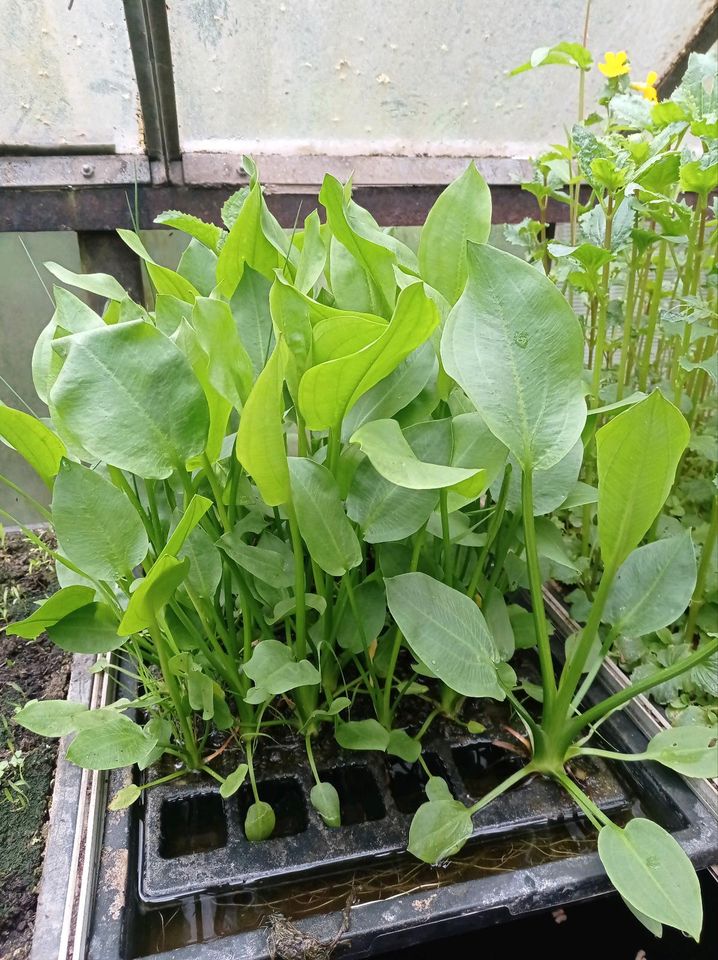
[0,530,69,960]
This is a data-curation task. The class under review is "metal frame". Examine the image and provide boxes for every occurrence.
[0,1,714,234]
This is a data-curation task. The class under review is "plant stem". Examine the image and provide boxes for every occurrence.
[148,616,200,769]
[616,237,639,400]
[468,764,532,815]
[591,193,615,403]
[201,453,230,531]
[285,501,306,660]
[555,563,615,717]
[637,239,667,392]
[521,469,557,711]
[381,524,428,727]
[439,489,454,587]
[683,495,718,644]
[567,636,718,740]
[467,463,511,598]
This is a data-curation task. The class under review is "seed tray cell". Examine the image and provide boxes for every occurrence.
[140,731,630,904]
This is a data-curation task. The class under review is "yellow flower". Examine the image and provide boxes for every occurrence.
[598,51,630,78]
[631,70,659,102]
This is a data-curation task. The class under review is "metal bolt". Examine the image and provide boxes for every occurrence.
[81,163,94,178]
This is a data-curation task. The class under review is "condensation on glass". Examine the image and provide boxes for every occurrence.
[0,0,141,152]
[167,0,713,158]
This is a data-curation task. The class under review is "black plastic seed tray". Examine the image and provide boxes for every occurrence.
[139,727,631,904]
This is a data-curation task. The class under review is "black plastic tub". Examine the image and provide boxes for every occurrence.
[85,669,718,960]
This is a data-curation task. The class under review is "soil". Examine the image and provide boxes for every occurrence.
[0,530,69,960]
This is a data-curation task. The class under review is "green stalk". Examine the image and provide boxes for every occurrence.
[683,495,718,644]
[439,489,454,587]
[148,616,200,769]
[555,564,616,717]
[381,523,428,726]
[285,501,306,660]
[615,237,639,400]
[567,636,718,741]
[521,469,557,711]
[201,452,230,532]
[637,239,667,392]
[554,770,610,830]
[466,463,512,598]
[591,193,615,403]
[468,765,532,815]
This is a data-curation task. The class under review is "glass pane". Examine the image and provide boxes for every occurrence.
[168,0,710,156]
[0,0,141,152]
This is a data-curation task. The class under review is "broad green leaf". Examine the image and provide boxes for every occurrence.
[319,174,396,316]
[50,321,209,479]
[244,801,276,841]
[177,240,220,296]
[229,266,274,377]
[13,698,89,736]
[341,342,437,439]
[336,579,386,654]
[561,481,599,509]
[387,728,421,763]
[511,41,592,75]
[533,517,581,573]
[108,783,142,811]
[116,229,199,302]
[597,391,690,570]
[299,282,440,430]
[494,439,583,517]
[179,526,223,598]
[187,666,215,720]
[644,725,718,779]
[604,532,697,637]
[350,418,485,491]
[329,236,377,314]
[598,819,702,940]
[218,532,294,587]
[418,163,492,304]
[335,719,390,751]
[287,458,361,576]
[450,412,508,495]
[220,763,249,799]
[154,210,224,253]
[222,186,250,229]
[192,297,253,407]
[346,458,437,543]
[158,495,213,562]
[408,798,473,863]
[442,242,586,471]
[118,555,189,634]
[481,585,515,660]
[48,602,127,654]
[295,209,327,294]
[53,286,104,332]
[268,593,326,624]
[67,712,157,770]
[44,261,127,301]
[9,585,95,639]
[269,279,314,401]
[216,182,278,296]
[52,460,148,581]
[236,342,290,506]
[311,314,385,363]
[623,898,663,938]
[385,572,503,699]
[310,781,341,827]
[243,639,320,695]
[0,405,65,488]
